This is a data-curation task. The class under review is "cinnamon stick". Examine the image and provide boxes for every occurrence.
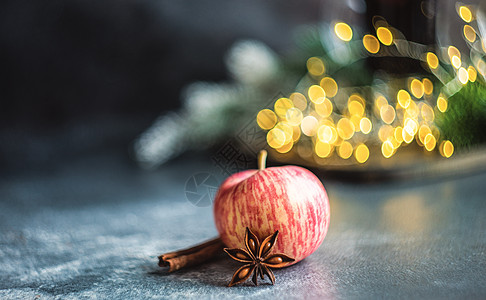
[158,237,225,272]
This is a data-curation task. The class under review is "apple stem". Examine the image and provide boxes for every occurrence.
[258,150,267,170]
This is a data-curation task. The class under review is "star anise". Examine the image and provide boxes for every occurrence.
[223,227,295,287]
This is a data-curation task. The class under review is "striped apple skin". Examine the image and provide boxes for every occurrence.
[213,166,330,264]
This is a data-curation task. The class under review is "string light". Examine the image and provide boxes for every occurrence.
[258,10,480,163]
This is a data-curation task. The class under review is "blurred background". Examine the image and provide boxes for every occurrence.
[0,0,321,176]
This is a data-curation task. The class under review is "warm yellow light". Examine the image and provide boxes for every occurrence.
[349,94,366,106]
[363,34,380,53]
[320,77,338,98]
[448,46,460,58]
[292,126,301,142]
[315,98,333,118]
[394,126,404,143]
[338,141,353,159]
[350,115,361,132]
[421,103,435,122]
[318,125,334,143]
[441,140,454,158]
[418,125,432,144]
[381,140,394,158]
[463,25,476,43]
[458,67,469,84]
[378,125,394,142]
[405,100,419,118]
[402,127,414,143]
[348,100,364,117]
[276,141,293,153]
[389,136,401,149]
[285,107,303,126]
[405,118,418,135]
[301,115,319,136]
[336,118,355,140]
[334,22,353,42]
[315,141,333,158]
[354,144,369,164]
[422,78,433,95]
[468,66,477,82]
[451,55,461,69]
[290,92,307,111]
[257,109,277,130]
[459,6,473,23]
[424,133,436,151]
[437,96,448,113]
[478,60,486,76]
[375,96,388,110]
[307,57,325,76]
[308,85,326,104]
[360,117,372,134]
[426,52,439,69]
[274,98,293,118]
[376,27,393,46]
[274,122,293,144]
[397,90,411,108]
[410,79,424,98]
[380,104,396,124]
[267,128,286,148]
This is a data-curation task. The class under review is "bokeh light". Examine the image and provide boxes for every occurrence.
[380,104,396,124]
[426,52,439,69]
[397,90,411,109]
[315,141,333,158]
[437,95,448,113]
[301,115,319,136]
[422,78,433,95]
[360,117,372,134]
[463,25,476,43]
[290,92,307,111]
[267,128,286,148]
[458,67,469,84]
[315,98,333,117]
[285,107,303,126]
[274,98,293,118]
[354,144,369,163]
[308,85,326,104]
[320,77,338,98]
[334,22,353,42]
[257,109,277,130]
[307,57,325,76]
[459,6,473,23]
[337,118,355,140]
[376,27,393,46]
[363,34,380,53]
[410,79,424,98]
[338,141,353,159]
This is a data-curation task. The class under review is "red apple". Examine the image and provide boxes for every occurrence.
[213,150,330,264]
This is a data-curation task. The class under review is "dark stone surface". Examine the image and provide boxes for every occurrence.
[1,153,486,298]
